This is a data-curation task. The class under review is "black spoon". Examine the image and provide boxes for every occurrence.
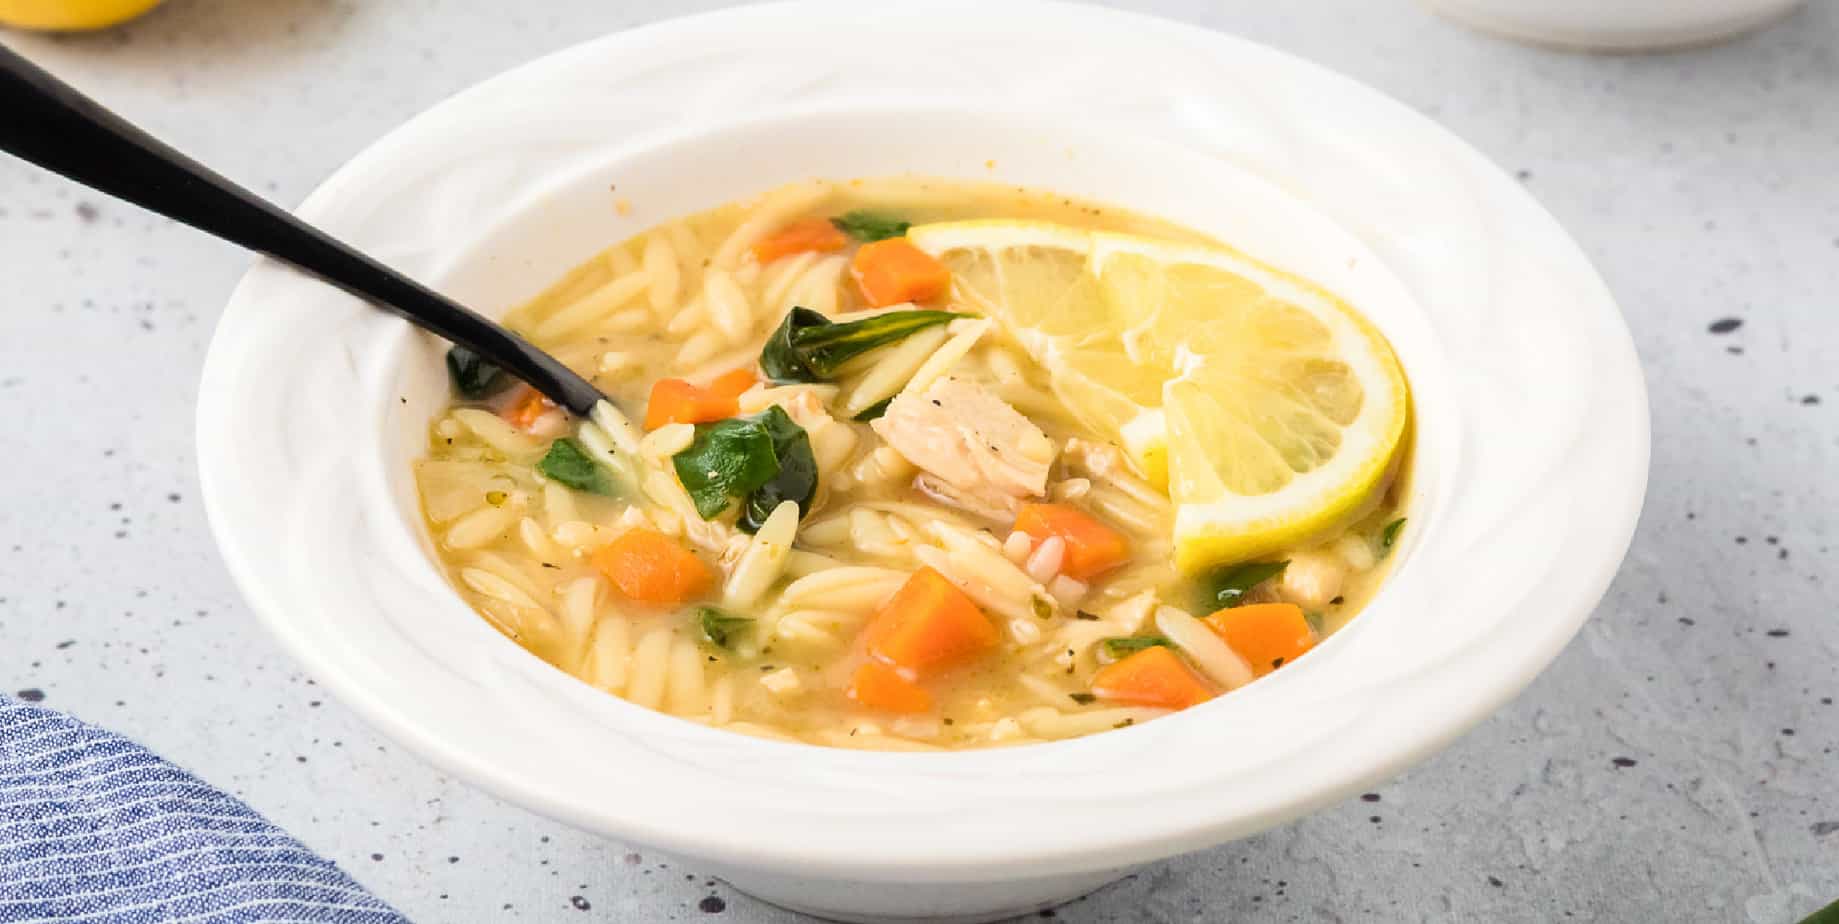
[0,42,608,417]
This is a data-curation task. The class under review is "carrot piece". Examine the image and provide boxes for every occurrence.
[645,379,706,430]
[1012,503,1130,580]
[1089,646,1216,710]
[751,217,849,264]
[1202,602,1316,677]
[642,378,730,430]
[706,367,758,401]
[850,238,951,307]
[591,527,713,605]
[861,567,998,674]
[847,660,934,714]
[500,386,553,432]
[643,368,758,430]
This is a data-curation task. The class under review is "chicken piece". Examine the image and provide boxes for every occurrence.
[1276,551,1347,611]
[871,377,1055,516]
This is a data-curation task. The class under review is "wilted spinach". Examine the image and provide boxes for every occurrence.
[759,307,962,384]
[445,345,512,399]
[830,210,911,243]
[1204,559,1290,609]
[697,606,755,649]
[671,406,816,533]
[536,438,614,495]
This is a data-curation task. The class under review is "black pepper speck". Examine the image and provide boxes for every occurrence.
[1707,317,1743,334]
[1611,757,1637,768]
[570,896,591,911]
[699,895,726,913]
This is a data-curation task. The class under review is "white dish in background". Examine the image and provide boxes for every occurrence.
[195,2,1648,921]
[1423,0,1802,50]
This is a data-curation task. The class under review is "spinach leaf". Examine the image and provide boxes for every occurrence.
[1206,559,1289,609]
[1101,636,1171,658]
[445,345,511,399]
[672,416,780,519]
[852,397,894,422]
[1379,517,1407,556]
[670,406,816,532]
[830,210,911,243]
[759,307,962,383]
[697,606,754,649]
[759,308,832,383]
[739,406,817,534]
[796,310,962,377]
[536,438,614,495]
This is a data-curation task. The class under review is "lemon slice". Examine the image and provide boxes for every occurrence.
[906,219,1408,572]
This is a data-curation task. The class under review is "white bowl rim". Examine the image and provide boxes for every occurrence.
[196,0,1649,881]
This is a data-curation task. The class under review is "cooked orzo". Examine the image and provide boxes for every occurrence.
[416,178,1411,750]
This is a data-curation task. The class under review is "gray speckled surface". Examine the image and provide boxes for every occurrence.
[1,1,1835,921]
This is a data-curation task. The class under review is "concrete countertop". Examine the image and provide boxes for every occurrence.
[2,1,1834,920]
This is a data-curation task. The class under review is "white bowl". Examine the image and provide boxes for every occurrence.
[1422,0,1802,50]
[196,3,1648,921]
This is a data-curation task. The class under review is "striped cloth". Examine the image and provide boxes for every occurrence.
[0,696,406,923]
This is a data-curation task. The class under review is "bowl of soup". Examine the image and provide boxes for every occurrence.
[196,3,1647,921]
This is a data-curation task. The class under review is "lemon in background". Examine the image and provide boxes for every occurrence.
[0,0,162,30]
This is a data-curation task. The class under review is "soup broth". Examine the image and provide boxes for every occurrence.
[416,178,1409,750]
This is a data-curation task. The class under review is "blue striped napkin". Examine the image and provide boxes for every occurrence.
[0,695,407,923]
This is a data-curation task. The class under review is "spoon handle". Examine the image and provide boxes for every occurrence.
[0,43,606,416]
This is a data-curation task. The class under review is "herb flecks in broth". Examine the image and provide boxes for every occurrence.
[414,178,1411,751]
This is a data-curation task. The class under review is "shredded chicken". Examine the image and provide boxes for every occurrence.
[871,377,1055,517]
[1277,551,1347,611]
[1061,438,1150,488]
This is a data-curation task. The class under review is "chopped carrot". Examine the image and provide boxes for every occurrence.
[500,386,553,431]
[850,238,951,307]
[591,527,713,605]
[861,567,997,674]
[1012,503,1130,580]
[643,368,758,430]
[644,379,707,430]
[706,366,758,401]
[751,217,848,264]
[1089,646,1216,710]
[1202,602,1315,677]
[847,660,933,714]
